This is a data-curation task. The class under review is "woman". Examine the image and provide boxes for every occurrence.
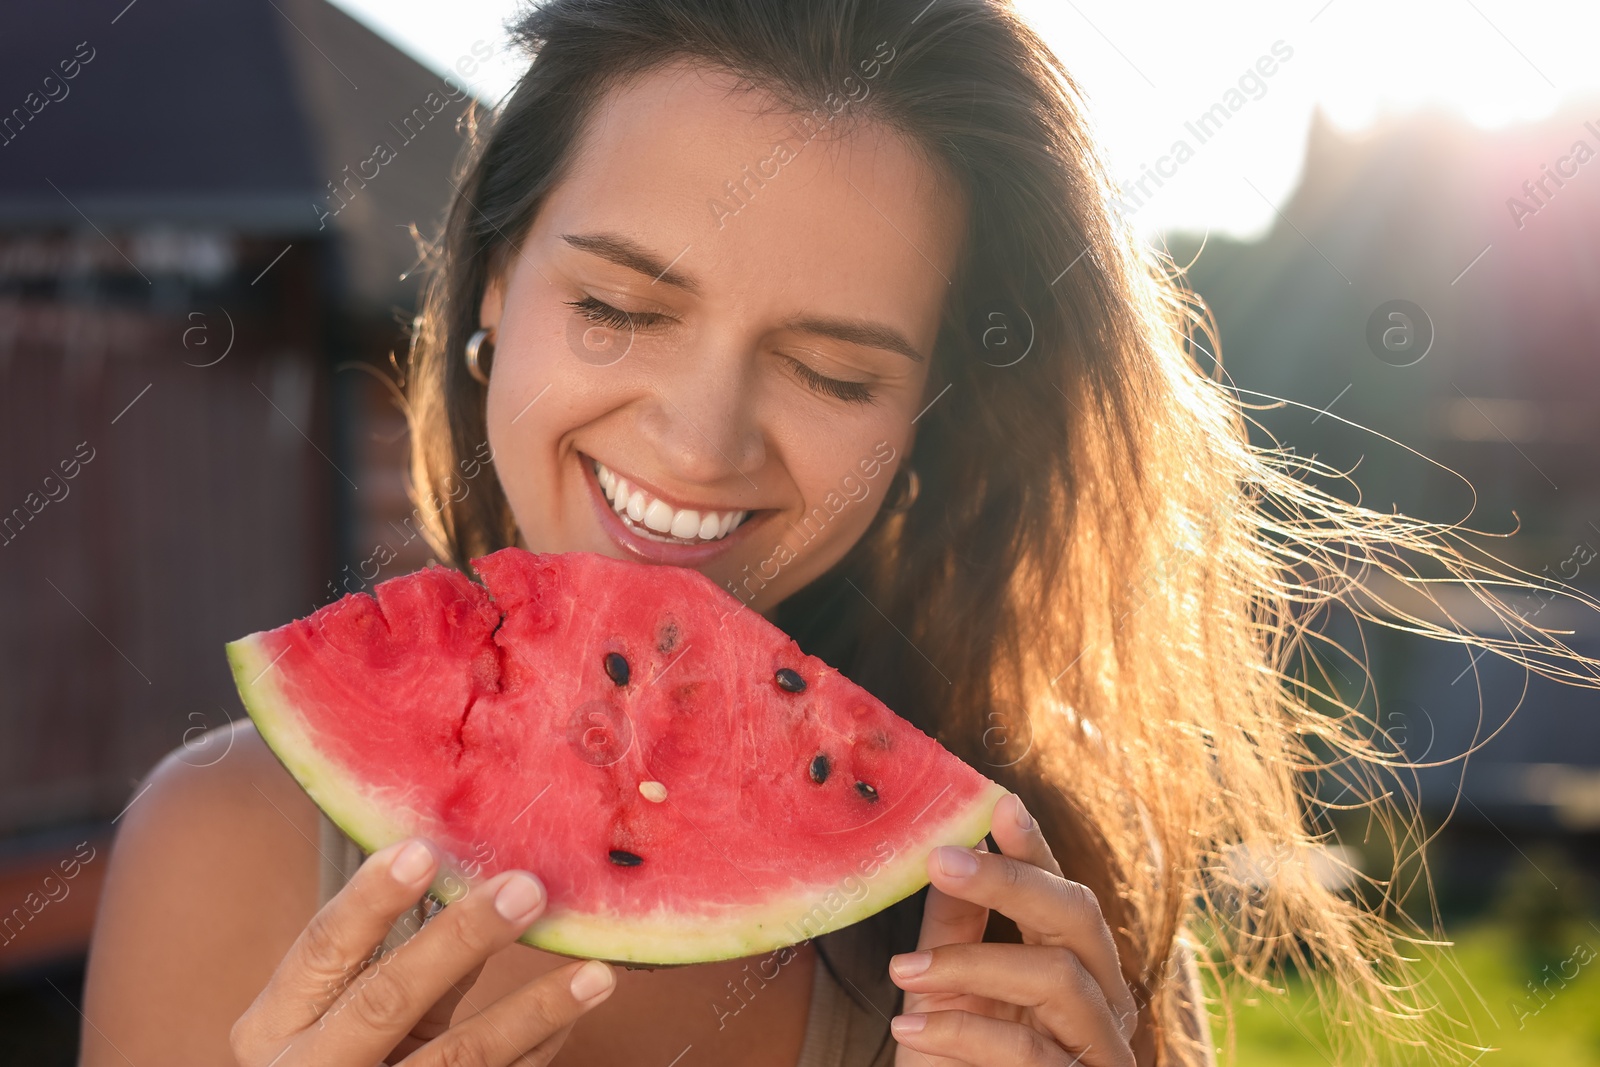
[79,1,1600,1064]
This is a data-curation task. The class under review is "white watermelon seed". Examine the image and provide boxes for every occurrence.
[639,780,668,803]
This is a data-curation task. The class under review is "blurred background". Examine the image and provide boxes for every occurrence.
[0,0,1595,1063]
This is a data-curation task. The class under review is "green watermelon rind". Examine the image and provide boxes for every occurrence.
[228,630,1009,965]
[226,632,419,857]
[510,777,1008,963]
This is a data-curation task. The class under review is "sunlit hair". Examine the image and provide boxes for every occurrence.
[398,0,1600,1063]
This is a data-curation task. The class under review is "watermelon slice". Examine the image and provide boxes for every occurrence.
[226,549,1006,965]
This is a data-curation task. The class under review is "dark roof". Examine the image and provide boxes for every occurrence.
[0,0,479,309]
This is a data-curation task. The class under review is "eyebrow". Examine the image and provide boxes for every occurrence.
[560,232,701,295]
[559,230,927,363]
[778,314,926,363]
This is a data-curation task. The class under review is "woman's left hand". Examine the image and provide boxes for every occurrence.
[888,793,1139,1067]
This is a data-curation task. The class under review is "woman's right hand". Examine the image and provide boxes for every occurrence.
[230,836,615,1066]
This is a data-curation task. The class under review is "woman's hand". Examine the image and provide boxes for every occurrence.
[888,793,1139,1067]
[230,837,616,1066]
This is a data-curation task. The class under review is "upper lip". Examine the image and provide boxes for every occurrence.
[585,453,758,516]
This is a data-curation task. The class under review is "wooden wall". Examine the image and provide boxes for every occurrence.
[0,235,334,840]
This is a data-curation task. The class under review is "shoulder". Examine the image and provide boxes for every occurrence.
[99,718,322,900]
[79,719,321,1065]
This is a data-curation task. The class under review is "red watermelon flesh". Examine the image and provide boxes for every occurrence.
[227,548,1006,965]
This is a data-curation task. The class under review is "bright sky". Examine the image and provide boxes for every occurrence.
[328,0,1600,239]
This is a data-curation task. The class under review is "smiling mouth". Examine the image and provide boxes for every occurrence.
[591,458,753,545]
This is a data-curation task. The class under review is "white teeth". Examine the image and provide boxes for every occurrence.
[592,458,748,543]
[643,498,675,533]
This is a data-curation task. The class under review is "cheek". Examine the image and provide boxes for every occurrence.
[483,305,593,522]
[486,301,567,430]
[771,376,920,513]
[774,418,908,550]
[487,294,648,439]
[763,354,923,541]
[483,351,542,514]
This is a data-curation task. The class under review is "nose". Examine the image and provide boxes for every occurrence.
[636,364,766,489]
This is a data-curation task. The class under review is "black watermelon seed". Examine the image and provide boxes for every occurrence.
[775,668,806,692]
[809,753,830,784]
[855,781,879,802]
[609,849,643,867]
[604,652,630,686]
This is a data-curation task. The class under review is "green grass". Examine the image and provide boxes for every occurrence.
[1207,919,1600,1067]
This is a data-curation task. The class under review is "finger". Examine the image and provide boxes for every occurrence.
[402,958,616,1067]
[891,1009,1118,1067]
[290,865,549,1066]
[901,846,993,1021]
[383,958,486,1062]
[914,846,991,951]
[402,1022,575,1067]
[413,957,485,1038]
[926,841,1137,1040]
[238,837,446,1048]
[990,794,1135,1039]
[889,942,1131,1065]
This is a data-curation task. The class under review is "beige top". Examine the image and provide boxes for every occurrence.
[315,811,895,1066]
[315,812,1212,1067]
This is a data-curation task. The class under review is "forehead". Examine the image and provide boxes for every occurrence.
[531,58,966,339]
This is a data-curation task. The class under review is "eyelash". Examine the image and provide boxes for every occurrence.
[565,295,669,331]
[565,295,877,405]
[783,356,876,405]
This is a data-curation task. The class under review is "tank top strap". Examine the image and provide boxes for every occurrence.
[316,808,363,906]
[796,915,902,1067]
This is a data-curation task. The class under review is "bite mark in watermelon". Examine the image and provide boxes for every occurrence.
[226,549,1006,965]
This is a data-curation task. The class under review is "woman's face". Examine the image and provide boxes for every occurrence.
[481,59,965,615]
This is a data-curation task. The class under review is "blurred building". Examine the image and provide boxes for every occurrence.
[1169,104,1600,844]
[0,0,464,1000]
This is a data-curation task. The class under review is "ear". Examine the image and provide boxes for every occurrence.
[479,270,506,332]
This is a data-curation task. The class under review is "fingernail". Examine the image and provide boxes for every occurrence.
[1012,795,1033,830]
[936,845,979,878]
[891,1013,927,1036]
[570,959,615,1002]
[890,950,932,978]
[493,872,544,922]
[390,840,434,884]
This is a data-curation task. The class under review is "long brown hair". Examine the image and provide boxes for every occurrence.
[399,1,1600,1063]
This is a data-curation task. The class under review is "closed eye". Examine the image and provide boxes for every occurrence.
[565,295,672,331]
[567,297,874,403]
[783,355,875,404]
